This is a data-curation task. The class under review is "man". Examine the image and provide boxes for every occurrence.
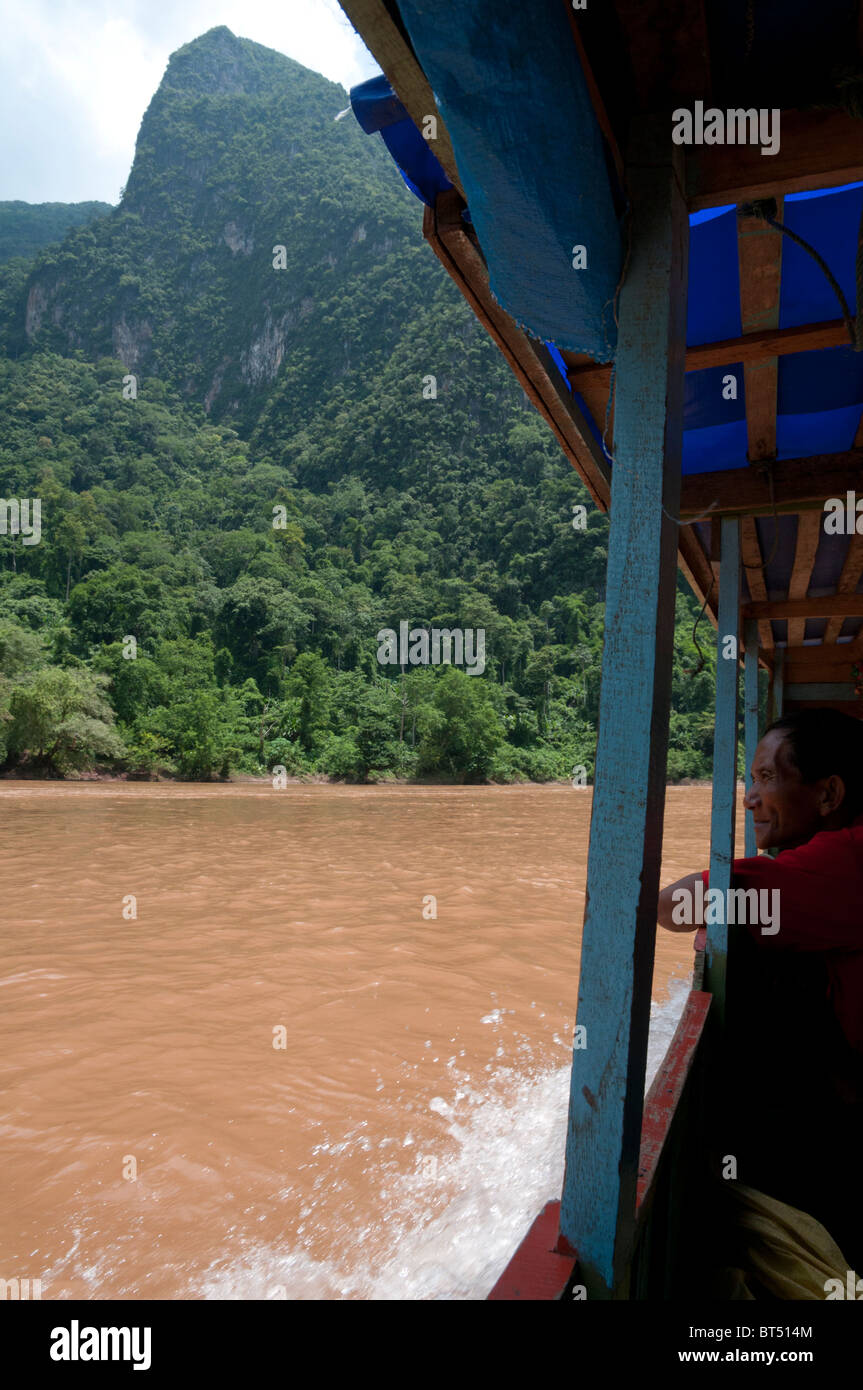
[658,708,863,1267]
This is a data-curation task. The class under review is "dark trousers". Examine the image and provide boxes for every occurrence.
[718,935,863,1271]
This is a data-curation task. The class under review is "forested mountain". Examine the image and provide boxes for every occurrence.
[0,27,716,781]
[0,200,112,264]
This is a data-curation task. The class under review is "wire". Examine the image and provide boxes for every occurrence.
[738,199,859,349]
[683,574,716,678]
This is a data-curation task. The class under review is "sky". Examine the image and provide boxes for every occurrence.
[0,0,382,204]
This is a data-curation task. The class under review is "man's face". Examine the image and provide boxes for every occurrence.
[743,729,825,852]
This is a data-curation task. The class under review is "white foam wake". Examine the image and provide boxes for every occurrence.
[199,980,691,1300]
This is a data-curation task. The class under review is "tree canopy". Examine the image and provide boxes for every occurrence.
[0,28,718,782]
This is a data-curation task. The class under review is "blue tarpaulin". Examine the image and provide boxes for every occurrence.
[350,73,453,207]
[350,49,863,478]
[683,185,863,475]
[391,0,624,361]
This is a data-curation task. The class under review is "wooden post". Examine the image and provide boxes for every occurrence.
[705,519,741,1025]
[767,646,785,723]
[558,120,688,1297]
[743,617,760,858]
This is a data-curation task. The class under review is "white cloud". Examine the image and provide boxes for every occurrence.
[0,0,381,203]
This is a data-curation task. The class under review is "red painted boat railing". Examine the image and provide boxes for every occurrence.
[487,982,712,1300]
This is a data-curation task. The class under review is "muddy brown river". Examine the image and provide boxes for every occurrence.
[0,782,737,1299]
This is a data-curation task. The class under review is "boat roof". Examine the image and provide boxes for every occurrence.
[341,0,863,712]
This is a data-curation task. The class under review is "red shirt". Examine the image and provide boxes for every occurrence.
[702,813,863,1054]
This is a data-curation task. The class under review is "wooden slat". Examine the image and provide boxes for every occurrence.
[784,634,863,668]
[423,192,610,507]
[737,197,782,463]
[824,536,863,643]
[786,682,859,702]
[686,109,863,211]
[741,516,772,649]
[685,319,852,371]
[744,595,863,621]
[783,700,863,716]
[768,646,785,723]
[787,513,822,644]
[568,318,851,392]
[559,120,688,1296]
[680,453,863,518]
[786,659,862,685]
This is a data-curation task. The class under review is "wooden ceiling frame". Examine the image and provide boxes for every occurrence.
[737,197,783,465]
[339,0,863,653]
[567,318,853,391]
[740,517,773,649]
[823,536,863,643]
[786,513,822,645]
[789,632,863,664]
[680,453,863,519]
[785,651,863,685]
[686,111,863,212]
[745,596,863,620]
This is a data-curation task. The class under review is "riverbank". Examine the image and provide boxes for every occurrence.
[0,765,714,788]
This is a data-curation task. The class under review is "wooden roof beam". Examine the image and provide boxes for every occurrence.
[824,535,863,643]
[686,109,863,211]
[568,318,852,392]
[679,452,863,518]
[787,513,822,645]
[741,516,773,648]
[744,596,863,620]
[737,198,782,463]
[784,638,863,686]
[783,633,863,666]
[785,661,863,685]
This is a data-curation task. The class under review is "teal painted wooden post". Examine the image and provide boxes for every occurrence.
[743,618,760,858]
[559,121,688,1297]
[705,519,741,1025]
